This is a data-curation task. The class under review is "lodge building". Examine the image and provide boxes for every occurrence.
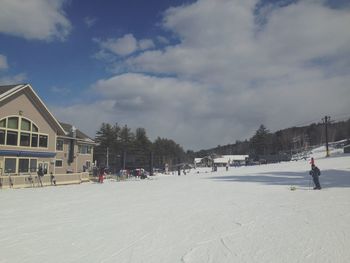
[0,84,95,178]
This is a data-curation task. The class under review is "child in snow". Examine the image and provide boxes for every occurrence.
[309,164,321,190]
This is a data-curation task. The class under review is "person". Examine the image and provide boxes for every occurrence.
[310,157,315,167]
[50,172,56,186]
[37,166,44,187]
[98,168,104,183]
[309,164,321,190]
[226,163,229,171]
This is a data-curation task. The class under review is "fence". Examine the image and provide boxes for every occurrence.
[0,172,89,189]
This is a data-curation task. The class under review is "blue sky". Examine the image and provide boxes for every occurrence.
[1,0,350,150]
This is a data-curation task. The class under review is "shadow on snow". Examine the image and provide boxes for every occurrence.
[207,169,350,189]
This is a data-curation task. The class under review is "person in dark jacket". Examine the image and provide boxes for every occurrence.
[309,164,321,190]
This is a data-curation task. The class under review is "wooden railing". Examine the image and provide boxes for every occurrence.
[0,172,90,189]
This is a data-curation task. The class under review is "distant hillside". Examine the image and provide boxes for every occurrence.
[195,119,350,159]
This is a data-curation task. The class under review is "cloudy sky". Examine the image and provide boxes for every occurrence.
[0,0,349,150]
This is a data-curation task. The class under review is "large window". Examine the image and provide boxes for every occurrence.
[6,131,18,145]
[20,132,30,146]
[5,158,16,173]
[4,158,38,174]
[0,116,48,148]
[19,159,30,173]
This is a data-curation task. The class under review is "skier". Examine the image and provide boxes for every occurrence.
[309,164,321,190]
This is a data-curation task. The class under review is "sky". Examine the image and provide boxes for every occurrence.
[0,0,350,151]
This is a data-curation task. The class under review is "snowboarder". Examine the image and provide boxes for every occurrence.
[309,164,321,190]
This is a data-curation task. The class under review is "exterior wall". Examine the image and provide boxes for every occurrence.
[54,139,94,174]
[0,88,95,177]
[0,92,57,175]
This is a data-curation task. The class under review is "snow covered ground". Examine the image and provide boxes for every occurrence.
[1,151,350,263]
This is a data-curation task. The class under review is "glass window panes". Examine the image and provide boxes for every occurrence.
[19,159,29,173]
[7,117,18,129]
[6,131,18,145]
[32,124,38,132]
[30,159,37,172]
[39,135,48,148]
[5,158,16,173]
[55,160,63,167]
[56,139,64,151]
[21,119,31,131]
[31,134,38,147]
[20,132,30,146]
[0,119,6,128]
[79,145,91,154]
[0,129,5,145]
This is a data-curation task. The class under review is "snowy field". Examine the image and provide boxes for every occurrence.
[1,152,350,262]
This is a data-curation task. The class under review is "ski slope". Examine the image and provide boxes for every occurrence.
[1,152,350,263]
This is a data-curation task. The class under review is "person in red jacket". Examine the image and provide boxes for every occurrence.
[98,168,104,183]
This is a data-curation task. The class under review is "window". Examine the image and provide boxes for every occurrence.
[78,145,92,154]
[56,139,64,151]
[0,129,4,145]
[55,160,63,167]
[32,124,38,132]
[7,117,18,129]
[21,119,31,131]
[6,131,18,145]
[5,158,16,173]
[31,134,38,147]
[30,159,37,172]
[0,119,6,128]
[19,159,29,173]
[0,117,48,148]
[39,135,48,148]
[20,132,30,146]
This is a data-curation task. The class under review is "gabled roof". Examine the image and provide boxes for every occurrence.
[0,84,25,98]
[0,83,67,135]
[59,122,94,142]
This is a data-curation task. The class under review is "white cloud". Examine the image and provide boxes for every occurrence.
[0,54,8,70]
[0,0,71,41]
[95,34,155,58]
[0,73,26,85]
[138,39,155,50]
[81,0,350,150]
[84,16,97,28]
[98,34,138,57]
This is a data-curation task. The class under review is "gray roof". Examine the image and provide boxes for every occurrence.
[59,122,93,141]
[0,84,22,96]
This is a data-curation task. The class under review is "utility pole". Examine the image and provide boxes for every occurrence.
[149,151,154,176]
[106,147,109,168]
[323,116,330,157]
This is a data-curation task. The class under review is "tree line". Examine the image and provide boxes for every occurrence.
[93,123,190,172]
[196,118,350,161]
[94,118,350,171]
